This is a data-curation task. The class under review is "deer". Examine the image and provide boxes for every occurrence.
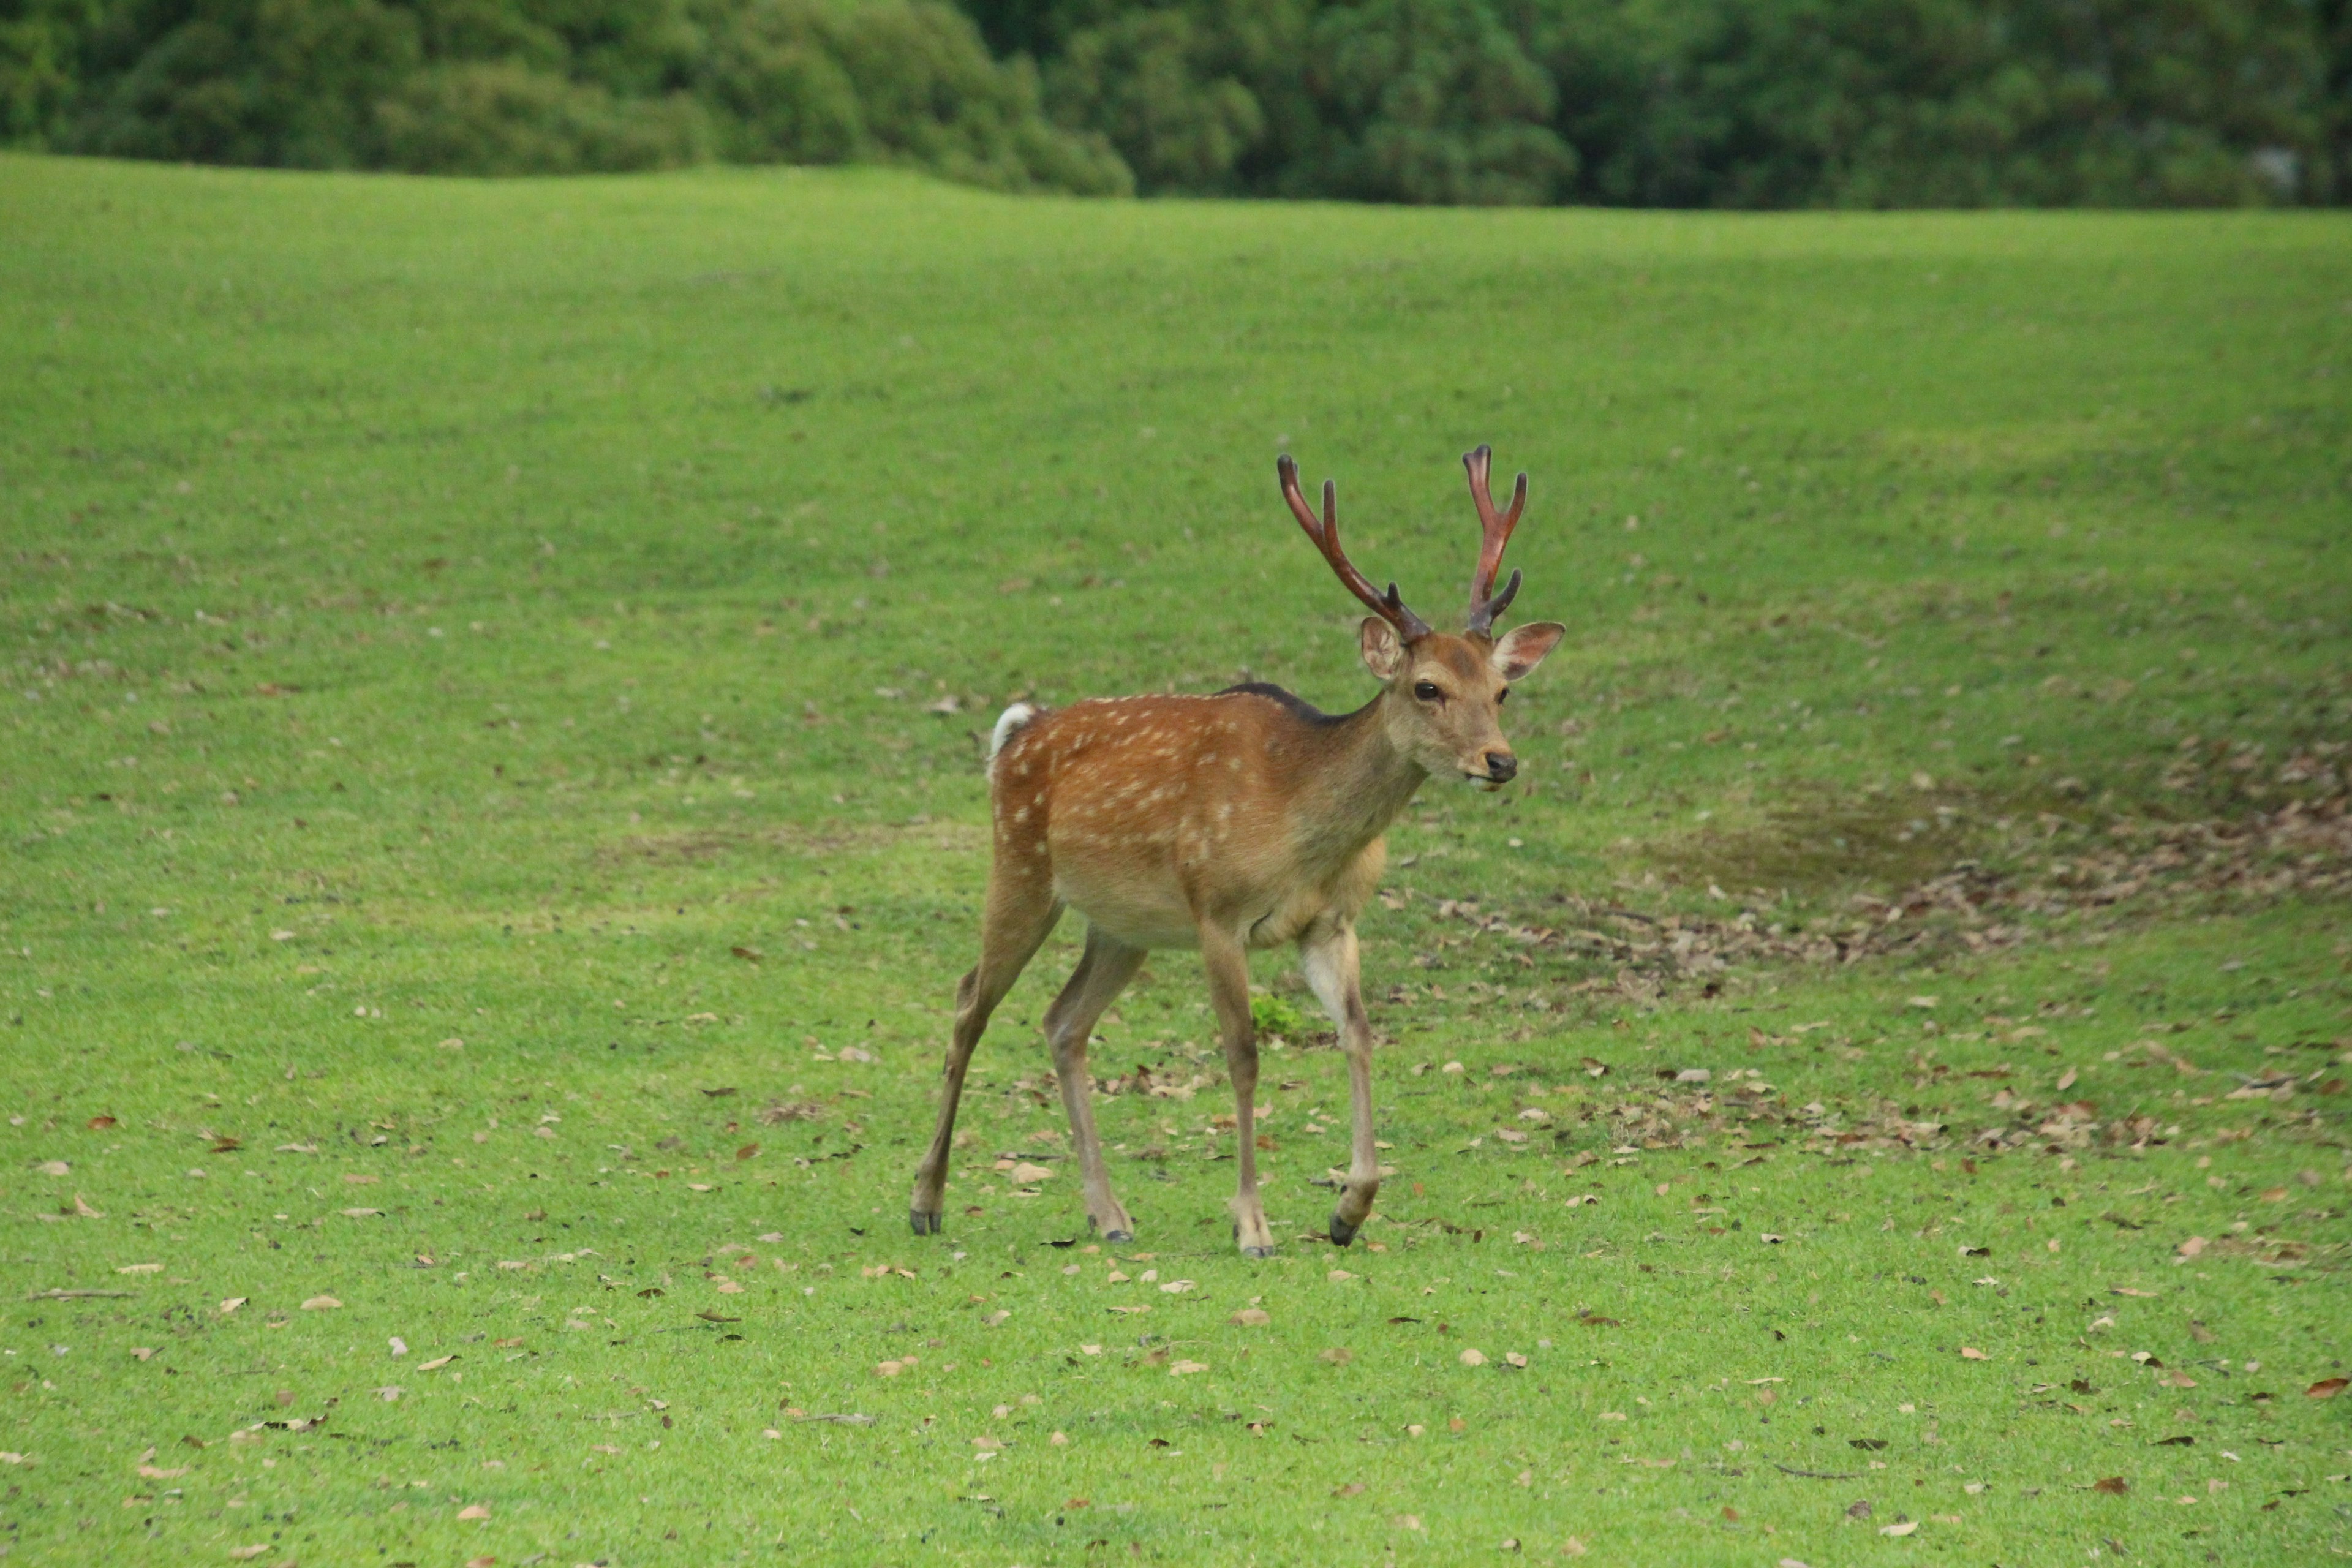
[909,445,1565,1256]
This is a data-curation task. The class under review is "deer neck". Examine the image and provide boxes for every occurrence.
[1293,696,1427,861]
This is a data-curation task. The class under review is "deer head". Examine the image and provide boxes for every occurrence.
[1279,447,1566,790]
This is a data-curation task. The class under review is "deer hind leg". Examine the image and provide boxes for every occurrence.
[1299,921,1381,1246]
[910,871,1062,1237]
[1200,927,1275,1257]
[1043,927,1148,1242]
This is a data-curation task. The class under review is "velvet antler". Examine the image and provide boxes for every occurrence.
[1278,455,1431,641]
[1461,443,1527,636]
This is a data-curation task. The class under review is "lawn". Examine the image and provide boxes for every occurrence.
[1,153,2348,1566]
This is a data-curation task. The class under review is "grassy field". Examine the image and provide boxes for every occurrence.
[2,153,2350,1566]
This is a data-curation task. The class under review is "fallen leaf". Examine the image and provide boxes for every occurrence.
[2176,1236,2207,1259]
[1321,1348,1354,1365]
[1230,1308,1270,1327]
[2092,1476,2129,1494]
[457,1503,490,1519]
[2308,1378,2349,1400]
[228,1548,269,1561]
[1960,1347,1988,1360]
[1169,1360,1207,1376]
[300,1295,342,1310]
[1879,1520,1918,1537]
[137,1464,188,1479]
[418,1355,455,1371]
[36,1161,69,1176]
[129,1347,154,1360]
[87,1115,116,1131]
[116,1263,163,1275]
[1011,1162,1053,1183]
[1459,1348,1487,1367]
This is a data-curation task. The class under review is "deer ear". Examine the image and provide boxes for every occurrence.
[1489,622,1565,682]
[1359,617,1406,680]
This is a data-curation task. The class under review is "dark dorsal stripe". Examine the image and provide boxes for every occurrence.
[1215,682,1354,728]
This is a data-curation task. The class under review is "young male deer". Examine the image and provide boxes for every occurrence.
[909,446,1565,1256]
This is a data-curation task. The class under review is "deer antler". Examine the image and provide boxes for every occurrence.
[1461,443,1527,636]
[1278,456,1431,641]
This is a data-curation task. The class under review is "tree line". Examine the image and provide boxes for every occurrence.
[3,0,2345,205]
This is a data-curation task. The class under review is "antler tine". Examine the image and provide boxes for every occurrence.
[1463,443,1529,635]
[1277,456,1431,641]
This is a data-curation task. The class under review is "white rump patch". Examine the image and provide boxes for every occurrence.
[989,702,1041,767]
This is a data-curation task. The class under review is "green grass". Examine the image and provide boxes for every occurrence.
[3,153,2350,1566]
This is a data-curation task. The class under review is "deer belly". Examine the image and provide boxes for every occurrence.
[1050,865,1199,950]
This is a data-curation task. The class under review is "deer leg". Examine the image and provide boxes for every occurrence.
[1300,922,1380,1246]
[910,877,1061,1236]
[1042,927,1147,1242]
[1200,928,1275,1257]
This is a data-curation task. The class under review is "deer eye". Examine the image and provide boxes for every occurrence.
[1412,681,1442,702]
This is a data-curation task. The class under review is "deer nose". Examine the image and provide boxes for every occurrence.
[1484,752,1517,782]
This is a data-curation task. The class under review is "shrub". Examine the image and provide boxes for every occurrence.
[375,60,709,173]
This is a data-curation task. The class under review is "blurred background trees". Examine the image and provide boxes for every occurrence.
[2,0,2343,203]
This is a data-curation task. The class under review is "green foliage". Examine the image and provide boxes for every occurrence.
[375,61,709,173]
[0,0,1124,187]
[1304,0,1576,204]
[9,0,2340,202]
[1012,0,2348,205]
[1041,2,1266,192]
[1250,991,1310,1038]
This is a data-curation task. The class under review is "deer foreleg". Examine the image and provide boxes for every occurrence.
[1300,923,1381,1246]
[1201,927,1275,1257]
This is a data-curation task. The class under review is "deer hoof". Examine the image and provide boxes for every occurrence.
[908,1208,944,1237]
[1240,1245,1277,1260]
[1327,1211,1360,1248]
[1101,1228,1134,1243]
